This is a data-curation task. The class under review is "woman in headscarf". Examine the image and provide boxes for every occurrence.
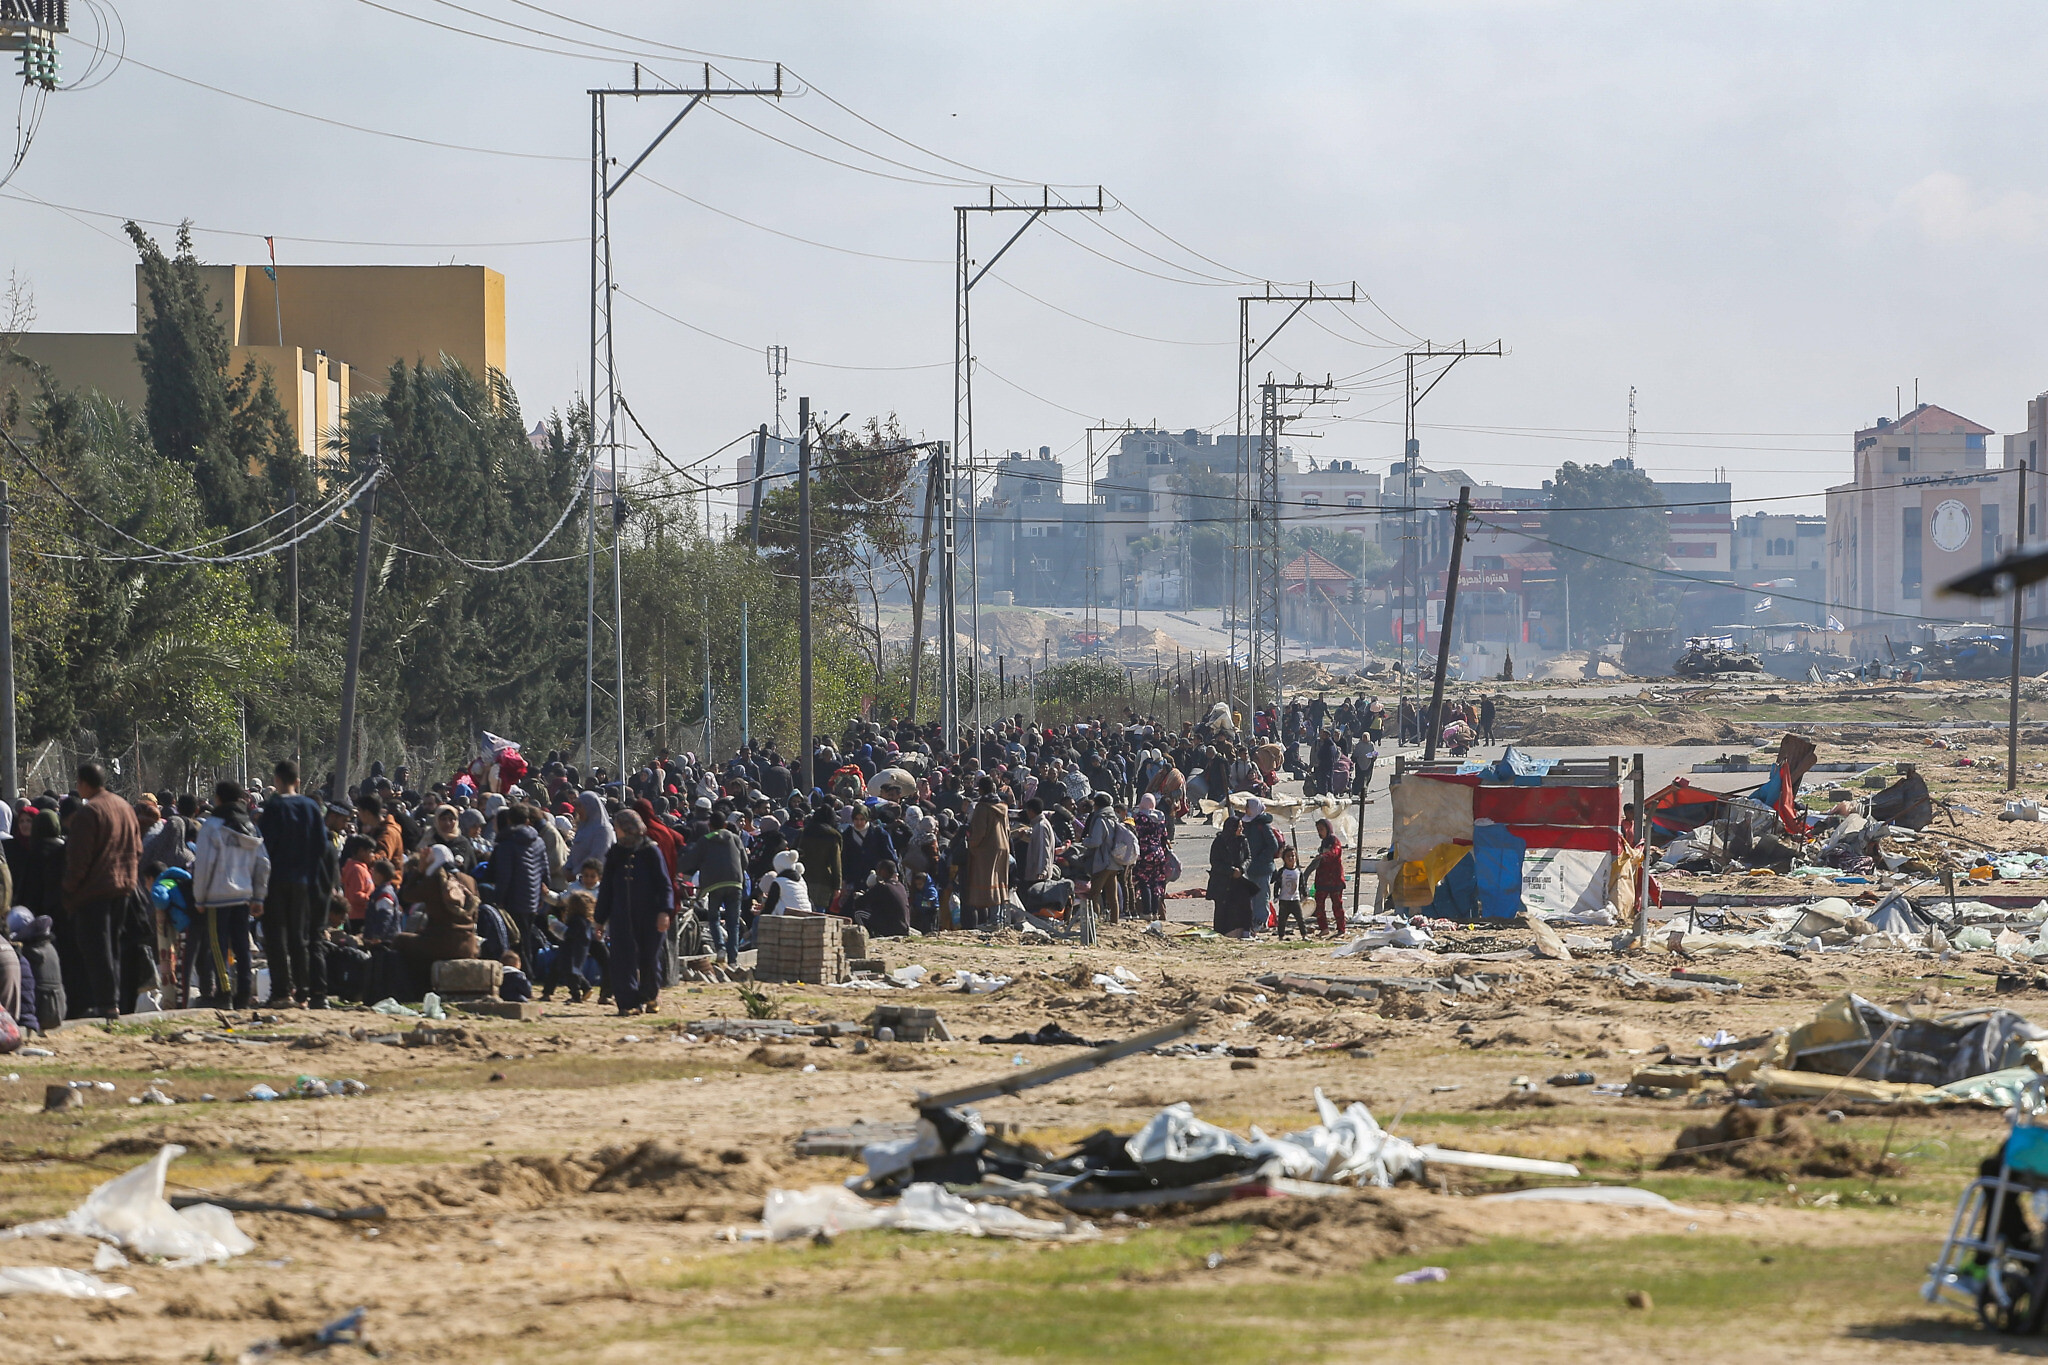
[1131,793,1172,922]
[596,809,671,1016]
[565,790,614,879]
[393,843,481,977]
[797,803,844,912]
[964,777,1010,930]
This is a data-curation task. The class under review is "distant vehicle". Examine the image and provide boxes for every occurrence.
[1673,635,1764,677]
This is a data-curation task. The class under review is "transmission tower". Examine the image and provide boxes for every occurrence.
[767,344,789,439]
[1233,284,1355,718]
[1626,385,1637,465]
[1251,375,1337,704]
[949,185,1103,749]
[587,65,782,783]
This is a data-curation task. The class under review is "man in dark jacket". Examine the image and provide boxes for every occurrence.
[257,760,337,1009]
[596,810,671,1016]
[492,808,549,959]
[62,763,140,1020]
[678,811,746,966]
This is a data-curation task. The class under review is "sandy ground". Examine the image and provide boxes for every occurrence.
[9,680,2048,1361]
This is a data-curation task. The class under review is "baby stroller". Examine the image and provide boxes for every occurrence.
[1925,1075,2048,1332]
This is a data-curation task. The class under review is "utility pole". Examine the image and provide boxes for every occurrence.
[589,64,782,787]
[1252,374,1337,707]
[766,344,789,439]
[2012,463,2027,792]
[1397,340,1503,682]
[797,396,813,795]
[0,478,14,801]
[1234,285,1357,722]
[741,423,770,750]
[908,449,941,724]
[952,186,1104,751]
[1422,487,1473,762]
[335,438,382,800]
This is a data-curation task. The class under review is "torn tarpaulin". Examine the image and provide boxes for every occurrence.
[1744,992,2047,1088]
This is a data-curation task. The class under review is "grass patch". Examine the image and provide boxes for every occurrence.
[633,1231,1969,1363]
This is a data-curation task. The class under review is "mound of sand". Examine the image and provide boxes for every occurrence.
[1661,1106,1899,1180]
[1182,1189,1470,1279]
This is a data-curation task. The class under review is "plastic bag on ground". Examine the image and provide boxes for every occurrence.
[955,971,1011,994]
[764,1182,1085,1241]
[1954,926,1996,952]
[763,1185,890,1240]
[0,1267,134,1299]
[420,992,447,1020]
[0,1144,252,1266]
[369,998,419,1017]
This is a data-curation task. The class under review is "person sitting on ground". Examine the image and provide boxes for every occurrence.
[392,844,480,972]
[498,951,533,1003]
[852,859,911,938]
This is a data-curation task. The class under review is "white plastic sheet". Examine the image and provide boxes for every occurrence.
[0,1267,134,1299]
[1,1144,253,1266]
[1478,1185,1689,1212]
[762,1182,1087,1241]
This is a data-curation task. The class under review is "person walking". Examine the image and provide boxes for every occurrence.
[1242,796,1279,934]
[964,778,1010,930]
[1311,817,1348,937]
[256,760,335,1009]
[192,782,270,1010]
[595,809,671,1016]
[61,763,141,1020]
[1131,793,1172,922]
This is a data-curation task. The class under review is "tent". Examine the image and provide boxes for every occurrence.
[1383,750,1638,920]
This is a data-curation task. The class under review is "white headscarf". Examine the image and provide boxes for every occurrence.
[422,843,455,877]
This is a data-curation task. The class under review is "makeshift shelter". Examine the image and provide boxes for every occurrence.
[1381,749,1645,920]
[1645,777,1735,846]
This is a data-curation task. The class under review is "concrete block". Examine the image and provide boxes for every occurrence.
[431,959,503,996]
[452,999,543,1021]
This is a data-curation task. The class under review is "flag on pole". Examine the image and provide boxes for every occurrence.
[1825,614,1844,632]
[263,236,277,283]
[1752,596,1773,613]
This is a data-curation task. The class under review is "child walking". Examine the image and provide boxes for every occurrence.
[1274,845,1307,938]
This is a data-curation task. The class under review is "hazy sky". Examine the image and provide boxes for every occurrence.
[6,1,2048,525]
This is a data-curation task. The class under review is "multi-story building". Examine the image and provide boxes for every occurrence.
[1826,403,2004,651]
[1733,511,1827,614]
[2001,394,2048,636]
[8,264,507,460]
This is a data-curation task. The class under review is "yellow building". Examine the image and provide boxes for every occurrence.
[6,264,506,458]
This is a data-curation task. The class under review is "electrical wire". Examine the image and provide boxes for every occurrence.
[2,424,382,565]
[1472,515,1964,627]
[615,287,948,371]
[349,0,622,63]
[983,276,1229,348]
[118,53,579,162]
[379,457,595,572]
[635,173,943,265]
[498,0,773,65]
[0,187,580,248]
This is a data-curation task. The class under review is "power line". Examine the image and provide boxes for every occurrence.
[2,424,381,565]
[0,187,580,248]
[635,173,944,264]
[380,457,595,573]
[615,287,948,371]
[119,53,579,162]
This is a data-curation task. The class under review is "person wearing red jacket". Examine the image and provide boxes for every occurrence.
[1311,817,1347,936]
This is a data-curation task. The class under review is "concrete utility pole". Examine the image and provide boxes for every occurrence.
[1233,285,1357,721]
[589,64,782,783]
[1422,486,1473,762]
[1397,341,1502,683]
[335,438,382,800]
[951,186,1103,751]
[0,478,15,800]
[2012,463,2027,792]
[908,449,941,724]
[797,396,813,795]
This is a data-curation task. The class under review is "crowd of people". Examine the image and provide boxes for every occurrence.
[0,689,1417,1032]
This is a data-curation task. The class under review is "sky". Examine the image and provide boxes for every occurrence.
[6,0,2048,529]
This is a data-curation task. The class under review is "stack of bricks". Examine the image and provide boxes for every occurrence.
[755,914,850,984]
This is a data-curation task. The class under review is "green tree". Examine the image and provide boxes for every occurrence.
[1547,460,1669,644]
